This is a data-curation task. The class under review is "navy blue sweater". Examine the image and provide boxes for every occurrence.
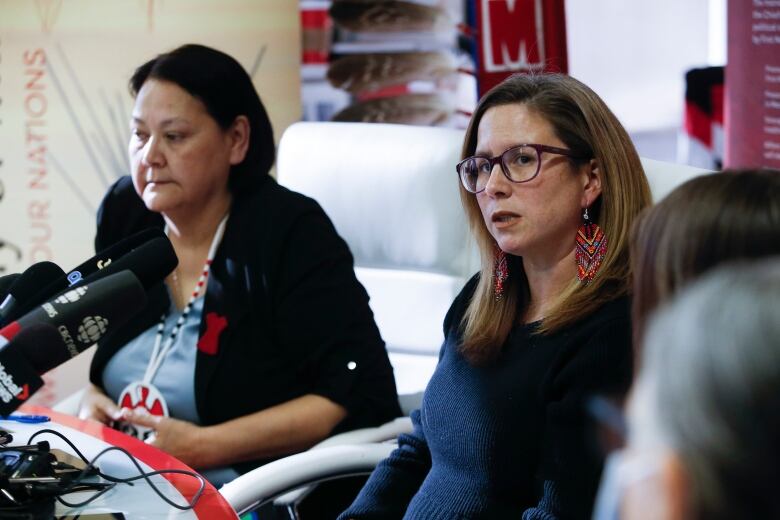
[340,276,632,519]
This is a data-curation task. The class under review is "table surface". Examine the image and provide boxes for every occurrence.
[3,406,239,519]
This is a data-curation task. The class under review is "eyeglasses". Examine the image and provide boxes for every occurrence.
[456,143,587,194]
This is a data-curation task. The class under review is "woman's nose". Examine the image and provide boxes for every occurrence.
[142,137,165,167]
[483,162,509,197]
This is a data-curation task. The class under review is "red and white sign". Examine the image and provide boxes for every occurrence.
[474,0,568,95]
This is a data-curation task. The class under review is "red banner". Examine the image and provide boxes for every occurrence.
[726,0,780,169]
[473,0,567,95]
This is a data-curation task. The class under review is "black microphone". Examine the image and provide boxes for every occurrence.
[0,274,20,302]
[0,269,147,348]
[0,271,147,415]
[6,323,74,375]
[2,228,172,325]
[69,235,178,292]
[0,262,66,327]
[65,227,166,286]
[0,326,55,412]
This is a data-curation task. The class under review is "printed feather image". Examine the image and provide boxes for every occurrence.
[328,52,457,93]
[329,0,449,32]
[332,93,452,125]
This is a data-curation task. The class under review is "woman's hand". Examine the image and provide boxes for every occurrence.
[120,409,212,468]
[78,384,122,424]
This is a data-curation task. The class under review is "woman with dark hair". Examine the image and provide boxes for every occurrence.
[340,73,651,519]
[630,169,780,349]
[596,259,780,520]
[78,44,400,482]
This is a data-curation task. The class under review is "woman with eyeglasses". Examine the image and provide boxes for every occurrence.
[340,73,651,519]
[77,44,401,485]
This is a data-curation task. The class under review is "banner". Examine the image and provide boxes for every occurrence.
[726,0,780,169]
[472,0,567,96]
[0,0,301,405]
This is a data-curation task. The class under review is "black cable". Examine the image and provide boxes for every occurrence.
[54,481,116,508]
[25,429,206,510]
[27,429,91,466]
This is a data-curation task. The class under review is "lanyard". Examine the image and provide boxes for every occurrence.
[142,214,228,385]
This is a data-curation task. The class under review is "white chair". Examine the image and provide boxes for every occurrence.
[642,156,711,200]
[276,121,478,405]
[220,122,713,515]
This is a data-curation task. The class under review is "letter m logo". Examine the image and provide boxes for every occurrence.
[482,0,545,72]
[473,0,568,95]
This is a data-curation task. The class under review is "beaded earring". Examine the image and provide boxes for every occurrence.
[575,207,608,284]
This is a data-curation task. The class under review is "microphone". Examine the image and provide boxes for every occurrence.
[0,274,20,301]
[66,227,166,286]
[0,271,147,415]
[69,235,177,292]
[0,326,55,412]
[1,228,173,325]
[0,270,147,347]
[0,262,66,327]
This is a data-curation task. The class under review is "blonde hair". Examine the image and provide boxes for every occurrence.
[459,73,651,364]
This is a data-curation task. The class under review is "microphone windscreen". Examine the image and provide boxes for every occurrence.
[5,323,66,374]
[66,227,166,286]
[73,236,177,291]
[0,274,21,301]
[0,262,66,326]
[6,270,147,374]
[4,262,65,303]
[0,229,170,326]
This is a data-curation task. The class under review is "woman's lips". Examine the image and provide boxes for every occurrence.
[491,211,520,227]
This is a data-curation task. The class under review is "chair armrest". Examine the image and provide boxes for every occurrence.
[313,417,413,448]
[219,443,395,516]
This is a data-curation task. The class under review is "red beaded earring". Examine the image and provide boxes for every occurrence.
[494,245,509,300]
[575,207,608,285]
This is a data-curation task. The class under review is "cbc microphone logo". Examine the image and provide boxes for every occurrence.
[77,316,108,344]
[55,286,88,305]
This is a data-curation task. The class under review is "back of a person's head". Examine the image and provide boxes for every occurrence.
[631,169,780,343]
[129,43,275,194]
[639,258,780,519]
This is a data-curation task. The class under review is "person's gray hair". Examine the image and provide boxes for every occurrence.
[639,257,780,520]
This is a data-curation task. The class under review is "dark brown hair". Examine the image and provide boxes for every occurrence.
[631,169,780,348]
[459,73,651,364]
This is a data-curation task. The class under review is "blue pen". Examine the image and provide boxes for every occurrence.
[3,414,51,424]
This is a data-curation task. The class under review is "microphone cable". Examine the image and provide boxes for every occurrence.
[5,428,207,511]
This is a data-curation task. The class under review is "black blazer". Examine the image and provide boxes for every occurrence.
[91,175,401,472]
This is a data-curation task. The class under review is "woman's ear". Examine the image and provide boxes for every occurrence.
[581,158,603,208]
[227,115,251,166]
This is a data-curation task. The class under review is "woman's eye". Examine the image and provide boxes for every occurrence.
[132,130,149,141]
[165,133,183,142]
[512,154,534,166]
